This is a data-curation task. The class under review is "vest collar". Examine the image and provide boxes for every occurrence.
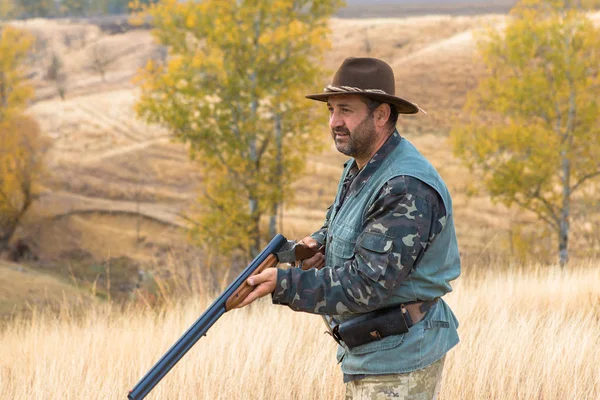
[345,130,402,197]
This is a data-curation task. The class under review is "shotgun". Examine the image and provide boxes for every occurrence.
[128,234,323,399]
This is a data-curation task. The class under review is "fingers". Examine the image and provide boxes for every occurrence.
[236,269,277,309]
[299,236,319,249]
[247,269,271,286]
[302,255,325,270]
[314,255,325,270]
[300,252,325,270]
[236,285,266,308]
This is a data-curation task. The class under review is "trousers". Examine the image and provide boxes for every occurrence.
[344,356,446,400]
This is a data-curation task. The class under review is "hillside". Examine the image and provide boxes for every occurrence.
[339,0,516,18]
[0,261,91,318]
[3,11,599,317]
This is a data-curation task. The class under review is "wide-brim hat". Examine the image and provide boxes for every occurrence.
[306,57,421,114]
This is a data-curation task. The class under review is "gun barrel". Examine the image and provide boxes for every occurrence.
[128,234,288,400]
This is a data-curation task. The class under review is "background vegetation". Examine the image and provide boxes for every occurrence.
[0,0,598,398]
[1,0,157,19]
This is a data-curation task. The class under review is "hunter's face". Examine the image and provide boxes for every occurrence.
[327,95,375,160]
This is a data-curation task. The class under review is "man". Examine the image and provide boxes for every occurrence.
[238,57,460,399]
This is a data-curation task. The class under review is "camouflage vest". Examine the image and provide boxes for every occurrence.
[326,137,461,374]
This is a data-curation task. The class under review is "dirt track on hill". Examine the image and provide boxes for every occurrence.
[36,191,188,228]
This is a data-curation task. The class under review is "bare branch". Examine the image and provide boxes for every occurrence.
[571,170,600,193]
[531,191,562,229]
[256,135,271,161]
[176,212,199,226]
[513,196,560,231]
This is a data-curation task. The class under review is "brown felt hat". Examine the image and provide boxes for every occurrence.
[306,57,421,114]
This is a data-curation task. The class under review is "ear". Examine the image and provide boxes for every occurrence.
[373,103,391,129]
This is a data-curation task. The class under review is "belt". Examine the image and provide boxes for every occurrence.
[328,299,439,349]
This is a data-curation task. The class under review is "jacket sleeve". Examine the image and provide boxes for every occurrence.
[272,177,446,315]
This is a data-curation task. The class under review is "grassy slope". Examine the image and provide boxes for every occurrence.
[0,261,90,318]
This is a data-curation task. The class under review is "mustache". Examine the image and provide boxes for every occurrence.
[332,127,350,135]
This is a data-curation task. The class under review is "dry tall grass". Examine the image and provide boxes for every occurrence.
[2,260,599,399]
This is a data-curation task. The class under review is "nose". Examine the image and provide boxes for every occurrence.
[329,109,344,130]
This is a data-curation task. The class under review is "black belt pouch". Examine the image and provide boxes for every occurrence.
[337,306,409,349]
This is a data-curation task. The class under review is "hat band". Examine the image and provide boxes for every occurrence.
[323,84,427,114]
[324,85,388,95]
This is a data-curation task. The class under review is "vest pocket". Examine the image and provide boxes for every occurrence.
[355,232,393,281]
[331,234,356,260]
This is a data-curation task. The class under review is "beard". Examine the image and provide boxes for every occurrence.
[331,113,376,159]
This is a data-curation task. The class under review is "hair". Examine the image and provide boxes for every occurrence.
[363,97,399,129]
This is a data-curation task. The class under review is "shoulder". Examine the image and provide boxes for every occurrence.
[383,175,445,211]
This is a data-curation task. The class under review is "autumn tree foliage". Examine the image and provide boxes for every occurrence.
[0,116,47,251]
[451,0,600,266]
[0,25,47,251]
[0,26,34,121]
[133,0,343,259]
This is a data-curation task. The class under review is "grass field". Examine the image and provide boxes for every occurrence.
[1,260,598,399]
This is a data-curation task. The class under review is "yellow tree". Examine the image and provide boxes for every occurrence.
[0,26,34,122]
[133,0,343,259]
[0,26,46,251]
[451,0,600,266]
[0,116,48,251]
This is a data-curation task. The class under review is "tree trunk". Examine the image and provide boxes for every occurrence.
[0,236,10,254]
[249,68,260,258]
[269,113,283,239]
[269,205,278,240]
[249,200,260,259]
[0,217,19,255]
[557,40,576,268]
[0,71,7,113]
[559,153,570,268]
[558,222,568,267]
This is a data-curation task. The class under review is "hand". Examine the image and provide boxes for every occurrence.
[236,268,278,308]
[298,236,325,270]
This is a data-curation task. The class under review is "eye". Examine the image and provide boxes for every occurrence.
[342,108,351,113]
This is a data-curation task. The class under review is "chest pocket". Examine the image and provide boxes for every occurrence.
[355,232,393,281]
[330,225,359,262]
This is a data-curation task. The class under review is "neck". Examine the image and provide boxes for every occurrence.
[355,127,395,169]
